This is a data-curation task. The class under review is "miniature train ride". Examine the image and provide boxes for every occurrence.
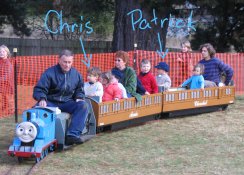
[8,86,235,162]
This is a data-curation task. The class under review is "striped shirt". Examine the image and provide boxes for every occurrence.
[199,57,233,85]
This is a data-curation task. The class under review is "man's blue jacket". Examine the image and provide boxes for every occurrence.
[33,64,85,103]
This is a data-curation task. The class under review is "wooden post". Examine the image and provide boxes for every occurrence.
[13,48,18,123]
[133,43,137,73]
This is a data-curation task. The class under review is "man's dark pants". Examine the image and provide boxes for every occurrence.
[44,100,88,138]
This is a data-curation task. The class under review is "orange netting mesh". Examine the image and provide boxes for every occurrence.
[0,59,14,117]
[1,51,243,118]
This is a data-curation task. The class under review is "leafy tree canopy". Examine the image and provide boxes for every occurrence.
[0,0,243,52]
[0,0,31,37]
[188,0,244,52]
[26,0,115,40]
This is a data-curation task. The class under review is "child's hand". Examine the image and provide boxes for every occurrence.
[218,82,225,87]
[39,99,47,107]
[145,91,150,95]
[76,98,84,102]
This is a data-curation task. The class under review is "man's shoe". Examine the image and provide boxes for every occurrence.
[65,136,83,145]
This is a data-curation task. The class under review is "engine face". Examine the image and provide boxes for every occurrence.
[16,122,37,143]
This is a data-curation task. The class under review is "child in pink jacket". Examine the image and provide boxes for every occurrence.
[100,71,122,102]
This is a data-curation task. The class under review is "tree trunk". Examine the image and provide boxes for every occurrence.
[112,0,171,52]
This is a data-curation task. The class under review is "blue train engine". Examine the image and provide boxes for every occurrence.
[8,107,57,162]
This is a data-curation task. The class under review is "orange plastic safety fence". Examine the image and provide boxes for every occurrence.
[0,51,243,118]
[0,59,14,117]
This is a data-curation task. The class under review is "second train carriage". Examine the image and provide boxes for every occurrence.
[163,86,234,116]
[91,86,235,131]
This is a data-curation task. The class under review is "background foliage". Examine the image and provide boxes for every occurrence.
[0,0,243,52]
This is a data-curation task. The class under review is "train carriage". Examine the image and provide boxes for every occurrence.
[163,86,234,116]
[91,93,163,131]
[91,86,235,130]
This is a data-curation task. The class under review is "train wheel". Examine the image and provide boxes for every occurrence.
[222,105,228,111]
[36,157,41,163]
[96,126,104,133]
[36,151,44,163]
[41,151,45,159]
[160,113,168,118]
[49,145,52,152]
[43,148,48,157]
[49,144,54,152]
[44,148,48,157]
[154,114,161,120]
[18,157,24,163]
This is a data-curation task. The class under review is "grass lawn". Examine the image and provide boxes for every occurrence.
[0,96,243,175]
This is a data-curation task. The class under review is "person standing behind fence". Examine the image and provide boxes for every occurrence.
[138,59,158,95]
[112,50,142,101]
[33,49,88,145]
[0,45,14,116]
[199,43,233,87]
[176,41,193,86]
[180,64,204,89]
[84,67,103,102]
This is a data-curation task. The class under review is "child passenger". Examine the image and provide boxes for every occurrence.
[111,69,128,98]
[180,64,204,89]
[154,62,171,92]
[100,71,122,102]
[84,67,103,102]
[138,59,158,94]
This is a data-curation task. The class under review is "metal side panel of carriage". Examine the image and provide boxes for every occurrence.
[55,112,70,150]
[79,98,96,142]
[55,98,96,150]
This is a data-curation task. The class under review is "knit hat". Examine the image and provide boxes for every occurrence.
[154,62,169,72]
[111,69,123,80]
